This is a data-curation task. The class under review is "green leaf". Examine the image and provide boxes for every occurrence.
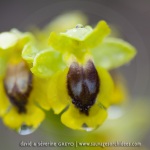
[31,49,66,77]
[92,37,137,69]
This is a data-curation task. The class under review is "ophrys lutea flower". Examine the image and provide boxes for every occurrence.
[0,29,48,135]
[31,20,136,130]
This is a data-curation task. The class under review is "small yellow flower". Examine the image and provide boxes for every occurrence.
[25,20,136,131]
[0,29,47,134]
[0,9,137,135]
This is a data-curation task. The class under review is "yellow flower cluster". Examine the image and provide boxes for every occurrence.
[0,12,136,134]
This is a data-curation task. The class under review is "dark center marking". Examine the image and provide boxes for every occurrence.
[4,61,32,114]
[67,60,100,115]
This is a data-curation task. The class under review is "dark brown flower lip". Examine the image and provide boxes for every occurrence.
[4,61,32,114]
[67,60,100,115]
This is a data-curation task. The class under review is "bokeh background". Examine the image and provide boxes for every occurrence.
[0,0,150,149]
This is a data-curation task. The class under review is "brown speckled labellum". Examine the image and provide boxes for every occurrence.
[4,61,32,113]
[67,60,100,115]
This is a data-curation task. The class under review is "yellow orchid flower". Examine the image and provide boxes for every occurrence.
[0,29,48,134]
[29,20,136,131]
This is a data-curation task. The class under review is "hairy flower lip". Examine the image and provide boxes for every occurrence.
[3,61,33,114]
[67,60,100,115]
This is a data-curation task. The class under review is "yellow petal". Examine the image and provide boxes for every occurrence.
[48,69,70,114]
[0,78,10,116]
[96,67,114,108]
[61,103,107,130]
[84,21,110,48]
[3,107,23,129]
[3,103,45,130]
[24,103,45,128]
[29,76,51,110]
[10,29,34,50]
